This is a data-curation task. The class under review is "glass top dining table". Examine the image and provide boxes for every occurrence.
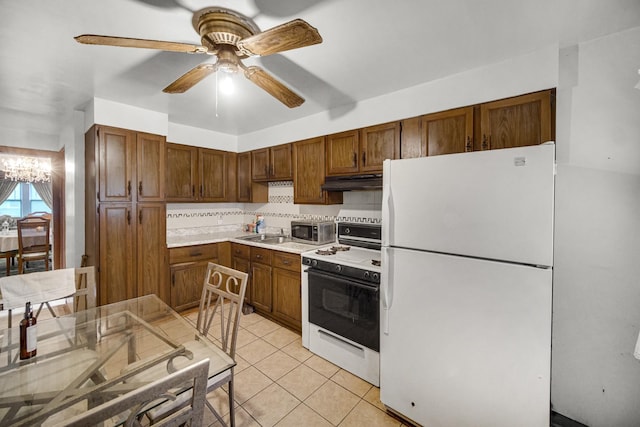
[0,294,234,426]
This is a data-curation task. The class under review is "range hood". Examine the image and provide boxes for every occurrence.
[321,174,383,191]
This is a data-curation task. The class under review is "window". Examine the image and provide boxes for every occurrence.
[0,183,51,217]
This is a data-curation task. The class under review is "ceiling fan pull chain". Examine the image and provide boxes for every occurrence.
[215,72,219,118]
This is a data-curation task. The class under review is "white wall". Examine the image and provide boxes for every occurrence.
[60,111,86,268]
[552,26,640,427]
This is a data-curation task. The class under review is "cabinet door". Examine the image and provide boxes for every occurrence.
[237,152,268,203]
[97,126,135,202]
[136,132,165,202]
[423,107,474,156]
[480,90,552,150]
[272,268,302,330]
[237,152,252,202]
[251,148,270,181]
[232,256,251,305]
[326,130,360,176]
[136,203,167,303]
[170,260,210,312]
[293,137,342,205]
[400,116,424,159]
[251,262,272,312]
[270,143,293,180]
[98,203,135,305]
[199,148,227,201]
[166,143,198,201]
[360,121,400,173]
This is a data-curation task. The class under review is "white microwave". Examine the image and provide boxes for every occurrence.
[290,221,335,245]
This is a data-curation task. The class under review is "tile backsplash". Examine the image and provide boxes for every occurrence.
[166,181,381,232]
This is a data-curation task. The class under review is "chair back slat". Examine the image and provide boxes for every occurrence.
[56,358,210,427]
[196,263,248,359]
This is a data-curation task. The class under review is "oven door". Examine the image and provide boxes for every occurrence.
[307,267,379,351]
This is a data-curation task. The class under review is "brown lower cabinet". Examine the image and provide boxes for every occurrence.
[168,243,219,312]
[231,242,302,331]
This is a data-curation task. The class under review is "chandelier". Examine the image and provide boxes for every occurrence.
[2,156,51,182]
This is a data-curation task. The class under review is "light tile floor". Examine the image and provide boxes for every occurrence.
[179,307,410,427]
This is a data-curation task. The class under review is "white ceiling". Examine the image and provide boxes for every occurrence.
[1,0,639,146]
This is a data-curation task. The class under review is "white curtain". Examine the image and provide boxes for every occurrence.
[0,179,18,205]
[32,180,53,209]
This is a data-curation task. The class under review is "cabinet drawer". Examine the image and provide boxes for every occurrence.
[272,251,300,273]
[231,243,250,259]
[169,244,218,264]
[250,247,272,264]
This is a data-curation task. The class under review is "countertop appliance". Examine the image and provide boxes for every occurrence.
[301,222,382,385]
[291,220,336,245]
[380,143,555,427]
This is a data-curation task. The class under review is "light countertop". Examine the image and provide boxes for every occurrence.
[166,227,323,255]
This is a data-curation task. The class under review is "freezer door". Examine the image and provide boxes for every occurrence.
[380,247,552,427]
[382,143,555,267]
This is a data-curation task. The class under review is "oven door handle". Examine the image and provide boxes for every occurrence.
[307,268,379,291]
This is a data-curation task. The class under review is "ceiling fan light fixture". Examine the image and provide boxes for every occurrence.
[219,71,235,95]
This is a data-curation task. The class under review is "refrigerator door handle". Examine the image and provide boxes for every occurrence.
[381,247,393,335]
[382,159,394,246]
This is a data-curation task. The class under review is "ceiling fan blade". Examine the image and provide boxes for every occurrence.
[163,64,218,93]
[237,19,321,56]
[75,34,210,54]
[243,66,304,108]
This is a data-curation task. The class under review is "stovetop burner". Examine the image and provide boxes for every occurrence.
[331,245,351,252]
[316,248,337,256]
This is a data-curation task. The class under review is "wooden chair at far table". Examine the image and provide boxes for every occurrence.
[145,262,249,427]
[53,358,210,427]
[16,215,50,274]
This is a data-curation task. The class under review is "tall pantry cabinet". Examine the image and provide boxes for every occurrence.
[85,125,167,306]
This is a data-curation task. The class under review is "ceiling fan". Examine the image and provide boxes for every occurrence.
[74,7,322,108]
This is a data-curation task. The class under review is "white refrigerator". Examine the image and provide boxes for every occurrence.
[380,143,555,427]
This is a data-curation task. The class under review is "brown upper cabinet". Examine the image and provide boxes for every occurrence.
[237,151,268,203]
[399,108,473,158]
[400,89,554,158]
[293,137,343,205]
[251,143,293,181]
[479,90,552,150]
[326,122,401,176]
[94,126,165,202]
[166,143,236,202]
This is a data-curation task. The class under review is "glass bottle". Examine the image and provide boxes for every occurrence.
[19,301,37,360]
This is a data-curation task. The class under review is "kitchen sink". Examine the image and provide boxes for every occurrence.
[239,234,291,244]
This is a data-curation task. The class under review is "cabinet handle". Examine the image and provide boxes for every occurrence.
[264,165,268,177]
[171,273,175,286]
[127,181,131,196]
[191,252,203,257]
[138,181,143,196]
[282,259,291,265]
[269,164,273,177]
[127,209,131,225]
[192,185,195,197]
[352,152,357,166]
[256,254,262,259]
[482,135,489,150]
[200,185,203,197]
[138,210,143,224]
[362,152,366,166]
[465,136,472,152]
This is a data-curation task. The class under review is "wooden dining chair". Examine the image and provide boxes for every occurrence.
[54,358,210,427]
[16,216,50,274]
[146,262,248,427]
